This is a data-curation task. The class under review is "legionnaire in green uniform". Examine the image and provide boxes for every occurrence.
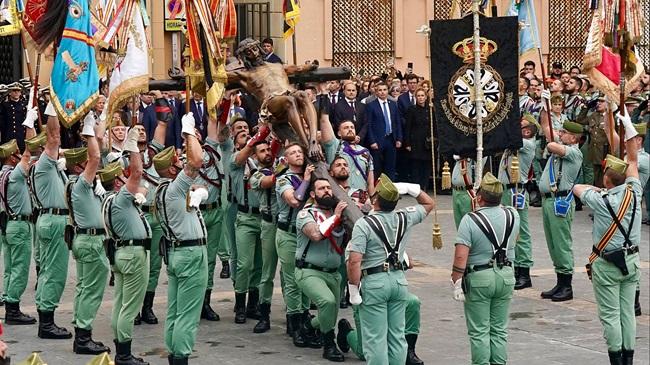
[451,157,485,228]
[295,178,347,362]
[346,174,433,365]
[451,172,520,365]
[104,128,151,365]
[573,111,642,365]
[539,93,584,301]
[153,112,209,365]
[498,114,537,290]
[66,114,110,355]
[24,130,47,285]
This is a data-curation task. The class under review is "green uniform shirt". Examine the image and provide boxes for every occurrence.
[33,153,68,209]
[110,187,151,240]
[71,175,104,229]
[141,141,164,207]
[539,144,583,194]
[276,171,304,225]
[581,177,643,252]
[296,204,346,269]
[197,138,224,204]
[452,157,486,187]
[498,138,536,185]
[347,205,427,270]
[159,171,207,241]
[7,164,32,216]
[455,206,520,266]
[229,152,260,208]
[220,138,236,203]
[323,138,373,191]
[637,150,649,189]
[249,166,278,218]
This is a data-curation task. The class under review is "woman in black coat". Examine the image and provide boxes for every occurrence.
[404,88,434,190]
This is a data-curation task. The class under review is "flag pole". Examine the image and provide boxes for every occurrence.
[537,47,554,143]
[617,0,627,158]
[291,32,297,65]
[19,31,43,130]
[472,0,484,188]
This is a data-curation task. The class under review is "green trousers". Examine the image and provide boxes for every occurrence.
[348,292,421,361]
[112,246,148,342]
[222,201,238,283]
[165,245,208,357]
[32,221,40,269]
[204,207,226,290]
[296,268,341,333]
[275,229,309,314]
[72,234,109,330]
[542,197,575,274]
[453,189,473,229]
[3,221,32,304]
[501,190,533,268]
[234,212,262,294]
[463,266,515,365]
[35,214,68,312]
[259,219,278,304]
[359,270,409,365]
[592,253,641,352]
[144,212,163,292]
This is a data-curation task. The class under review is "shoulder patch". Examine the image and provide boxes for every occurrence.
[406,206,416,212]
[279,179,288,186]
[298,210,308,218]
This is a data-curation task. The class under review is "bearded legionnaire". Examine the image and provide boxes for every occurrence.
[573,111,643,365]
[451,173,520,365]
[346,174,433,365]
[0,83,28,151]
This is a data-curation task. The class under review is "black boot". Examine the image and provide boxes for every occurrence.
[336,319,352,353]
[551,274,573,302]
[634,290,641,316]
[622,348,634,365]
[291,313,308,347]
[37,310,72,339]
[171,356,189,365]
[140,291,158,324]
[133,313,141,326]
[608,351,623,365]
[253,302,271,333]
[246,288,261,320]
[220,261,230,279]
[4,301,36,325]
[234,292,247,324]
[286,314,294,336]
[301,315,323,349]
[322,330,344,362]
[168,354,173,365]
[73,327,110,355]
[514,267,532,290]
[115,340,149,365]
[201,290,220,321]
[405,334,424,365]
[541,273,561,299]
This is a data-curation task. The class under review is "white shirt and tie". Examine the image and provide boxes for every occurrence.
[380,99,392,135]
[346,98,356,121]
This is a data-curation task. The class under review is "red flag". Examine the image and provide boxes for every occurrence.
[21,0,47,40]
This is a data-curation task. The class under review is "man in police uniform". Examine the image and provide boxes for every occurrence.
[0,83,27,150]
[295,178,348,361]
[346,174,433,365]
[451,172,520,365]
[573,111,642,365]
[153,112,209,365]
[539,92,584,301]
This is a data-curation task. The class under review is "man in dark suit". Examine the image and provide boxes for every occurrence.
[365,81,402,180]
[189,93,209,140]
[139,92,157,143]
[332,80,364,133]
[261,38,283,64]
[162,90,182,150]
[395,73,419,181]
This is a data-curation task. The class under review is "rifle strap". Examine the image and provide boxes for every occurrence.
[589,185,636,263]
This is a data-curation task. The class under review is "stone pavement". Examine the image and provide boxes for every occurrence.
[1,194,648,364]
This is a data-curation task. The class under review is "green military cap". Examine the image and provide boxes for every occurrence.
[479,172,503,194]
[97,161,124,183]
[0,139,19,159]
[634,123,646,136]
[375,173,399,202]
[25,132,47,152]
[7,82,22,91]
[624,95,644,105]
[230,113,247,124]
[153,146,177,171]
[604,154,628,175]
[521,113,540,130]
[64,147,88,165]
[562,120,583,134]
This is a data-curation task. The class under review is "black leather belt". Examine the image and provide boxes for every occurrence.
[601,245,639,256]
[261,212,274,223]
[9,215,32,221]
[200,202,219,211]
[237,204,259,215]
[295,260,338,273]
[116,239,149,248]
[543,191,570,198]
[362,262,404,277]
[452,186,469,191]
[76,227,106,235]
[506,183,525,189]
[468,261,512,273]
[173,238,207,247]
[141,205,152,213]
[41,208,69,215]
[277,221,296,233]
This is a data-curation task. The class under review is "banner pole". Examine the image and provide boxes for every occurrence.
[472,0,484,189]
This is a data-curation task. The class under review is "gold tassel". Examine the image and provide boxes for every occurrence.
[85,352,114,365]
[510,154,520,184]
[441,161,451,190]
[432,223,443,249]
[17,352,47,365]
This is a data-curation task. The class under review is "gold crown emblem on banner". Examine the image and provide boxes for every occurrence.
[452,37,498,64]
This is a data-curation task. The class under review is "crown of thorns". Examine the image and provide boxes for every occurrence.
[236,38,261,58]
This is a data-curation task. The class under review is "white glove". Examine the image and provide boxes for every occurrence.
[348,283,362,305]
[189,187,209,208]
[44,101,57,117]
[94,178,106,196]
[22,106,39,129]
[123,128,140,153]
[394,182,409,195]
[403,252,410,268]
[541,89,551,102]
[617,111,638,141]
[451,278,465,302]
[57,158,67,171]
[134,192,147,205]
[181,112,196,136]
[81,113,96,137]
[394,182,421,197]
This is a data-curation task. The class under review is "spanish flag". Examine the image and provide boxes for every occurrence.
[282,0,300,39]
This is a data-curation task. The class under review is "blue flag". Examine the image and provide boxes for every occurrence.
[50,0,99,128]
[507,0,540,56]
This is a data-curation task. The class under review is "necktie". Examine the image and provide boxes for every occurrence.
[169,99,175,109]
[410,95,415,105]
[349,101,356,121]
[197,102,203,122]
[349,101,355,111]
[382,101,391,135]
[331,94,336,105]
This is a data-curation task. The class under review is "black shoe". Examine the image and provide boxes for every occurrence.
[115,340,149,365]
[4,302,36,325]
[37,310,72,339]
[322,330,344,362]
[622,348,634,365]
[234,292,247,324]
[551,274,573,302]
[541,273,561,299]
[140,291,158,324]
[635,290,641,317]
[514,267,532,290]
[201,290,220,321]
[170,356,189,365]
[220,261,231,279]
[336,319,352,353]
[575,198,583,211]
[286,314,294,336]
[609,350,623,365]
[291,313,308,347]
[253,302,271,333]
[73,327,110,355]
[133,313,141,326]
[301,314,322,349]
[109,271,115,287]
[405,334,424,365]
[246,288,261,320]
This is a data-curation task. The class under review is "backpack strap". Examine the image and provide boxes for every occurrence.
[154,180,179,243]
[0,168,15,217]
[467,208,515,264]
[364,211,407,264]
